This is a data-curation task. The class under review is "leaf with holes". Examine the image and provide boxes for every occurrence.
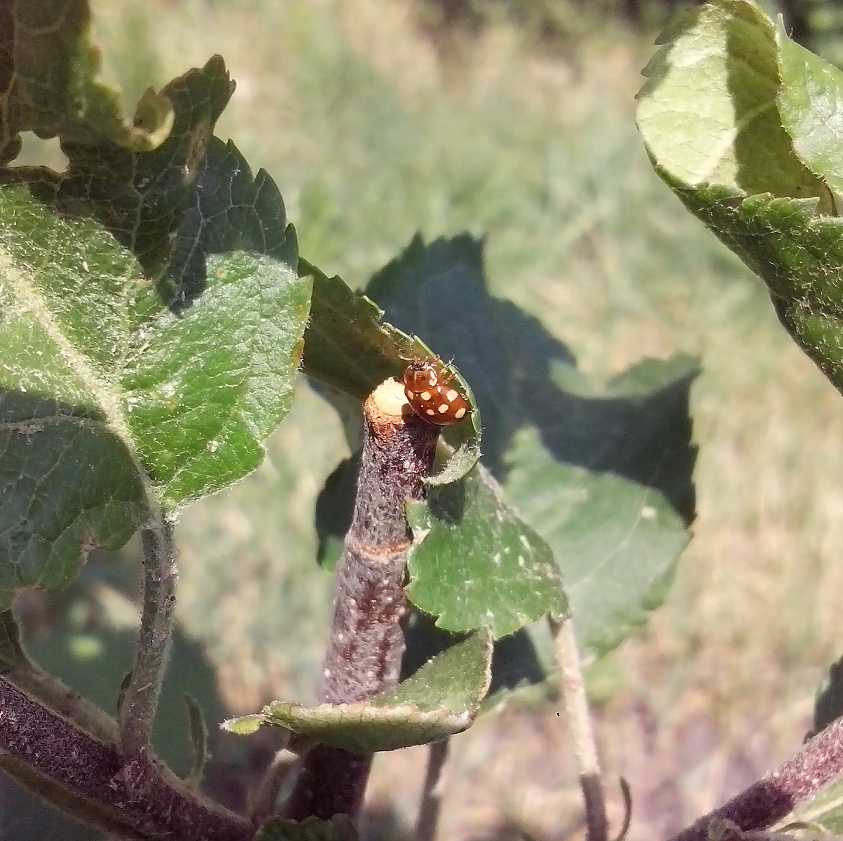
[0,0,174,164]
[1,83,309,607]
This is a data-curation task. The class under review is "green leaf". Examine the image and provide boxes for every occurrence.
[382,626,492,710]
[224,630,493,753]
[406,467,567,638]
[504,427,690,657]
[776,18,843,196]
[300,258,414,400]
[224,714,263,736]
[2,140,308,603]
[184,693,208,786]
[0,190,151,609]
[0,610,28,670]
[658,178,843,396]
[636,0,827,202]
[637,0,843,423]
[540,354,699,523]
[400,613,548,706]
[0,418,148,608]
[301,259,480,483]
[254,815,359,841]
[122,141,311,507]
[0,0,174,164]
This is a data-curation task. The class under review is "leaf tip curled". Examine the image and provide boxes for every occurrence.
[220,714,264,735]
[131,88,175,150]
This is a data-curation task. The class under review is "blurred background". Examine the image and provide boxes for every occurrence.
[11,0,843,838]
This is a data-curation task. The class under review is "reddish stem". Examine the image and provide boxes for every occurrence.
[670,717,843,841]
[282,380,439,820]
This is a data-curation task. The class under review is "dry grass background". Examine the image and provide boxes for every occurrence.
[82,0,843,837]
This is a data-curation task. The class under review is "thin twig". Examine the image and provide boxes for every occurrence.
[119,519,178,765]
[670,716,843,841]
[414,740,450,841]
[550,615,609,841]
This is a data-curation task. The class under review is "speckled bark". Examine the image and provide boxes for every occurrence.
[282,381,439,821]
[0,677,253,841]
[670,715,843,841]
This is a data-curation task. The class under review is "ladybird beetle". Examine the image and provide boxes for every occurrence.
[403,359,470,426]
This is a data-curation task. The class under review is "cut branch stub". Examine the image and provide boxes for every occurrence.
[320,379,439,705]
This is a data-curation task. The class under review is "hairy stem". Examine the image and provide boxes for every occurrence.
[282,379,439,821]
[0,676,253,841]
[119,520,178,764]
[670,716,843,841]
[551,615,608,841]
[0,609,118,744]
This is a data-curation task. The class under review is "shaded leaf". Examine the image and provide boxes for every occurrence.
[400,611,547,705]
[0,0,173,164]
[0,417,148,609]
[365,233,695,520]
[810,654,843,739]
[314,453,358,569]
[504,427,689,658]
[300,258,414,400]
[30,56,235,279]
[28,623,226,778]
[184,693,208,787]
[0,610,28,670]
[166,135,294,303]
[366,234,518,476]
[539,354,698,525]
[406,466,567,638]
